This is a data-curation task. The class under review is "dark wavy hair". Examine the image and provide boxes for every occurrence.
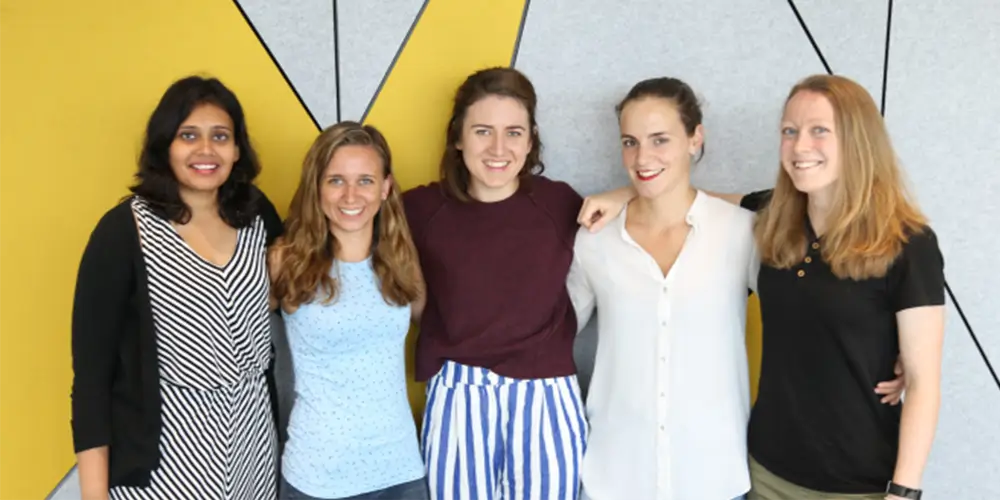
[129,75,261,227]
[439,67,545,202]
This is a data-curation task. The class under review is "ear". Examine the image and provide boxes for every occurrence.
[382,174,393,201]
[689,124,705,156]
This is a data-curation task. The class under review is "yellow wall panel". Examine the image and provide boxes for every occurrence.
[0,1,316,497]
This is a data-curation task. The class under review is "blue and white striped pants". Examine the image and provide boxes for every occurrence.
[421,361,589,500]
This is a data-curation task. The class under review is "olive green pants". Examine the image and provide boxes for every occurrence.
[748,456,886,500]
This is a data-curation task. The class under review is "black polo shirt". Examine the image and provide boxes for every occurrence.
[741,190,945,493]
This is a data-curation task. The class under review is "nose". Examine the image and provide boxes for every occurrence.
[793,132,812,154]
[197,134,214,154]
[344,184,357,203]
[489,133,504,156]
[636,143,653,167]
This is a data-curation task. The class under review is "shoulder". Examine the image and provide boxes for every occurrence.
[529,175,583,209]
[91,197,139,244]
[573,208,623,254]
[251,185,284,245]
[887,224,945,308]
[700,191,755,230]
[402,182,446,206]
[402,182,447,215]
[739,189,773,213]
[899,225,944,267]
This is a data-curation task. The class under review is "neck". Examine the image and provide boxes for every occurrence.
[630,182,697,231]
[179,188,220,222]
[469,178,519,203]
[331,225,374,263]
[806,188,834,236]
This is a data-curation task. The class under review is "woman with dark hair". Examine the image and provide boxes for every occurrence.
[268,122,429,500]
[403,67,633,500]
[70,75,283,500]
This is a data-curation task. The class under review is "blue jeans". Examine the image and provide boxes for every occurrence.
[279,477,430,500]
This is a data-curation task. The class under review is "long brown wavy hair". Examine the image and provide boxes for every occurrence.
[755,74,927,280]
[270,121,421,310]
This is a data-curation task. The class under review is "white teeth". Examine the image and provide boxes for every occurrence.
[191,164,217,171]
[339,208,362,216]
[484,160,509,168]
[636,169,664,180]
[794,161,821,169]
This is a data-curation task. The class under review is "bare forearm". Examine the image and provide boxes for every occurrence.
[893,383,940,488]
[77,446,110,500]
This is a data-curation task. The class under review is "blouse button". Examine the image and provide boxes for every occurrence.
[804,256,812,264]
[811,242,820,250]
[797,269,806,277]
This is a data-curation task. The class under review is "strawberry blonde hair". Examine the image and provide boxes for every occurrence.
[754,75,927,280]
[270,122,421,309]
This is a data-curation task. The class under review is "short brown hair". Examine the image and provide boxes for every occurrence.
[439,67,545,202]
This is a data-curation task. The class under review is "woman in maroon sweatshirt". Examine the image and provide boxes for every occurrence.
[402,67,629,500]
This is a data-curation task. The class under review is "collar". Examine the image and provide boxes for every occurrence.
[616,189,706,242]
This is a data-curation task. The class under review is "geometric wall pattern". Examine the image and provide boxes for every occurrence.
[2,0,994,498]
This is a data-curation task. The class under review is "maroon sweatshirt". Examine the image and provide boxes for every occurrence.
[403,176,584,381]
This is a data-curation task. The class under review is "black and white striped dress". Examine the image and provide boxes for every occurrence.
[110,197,277,500]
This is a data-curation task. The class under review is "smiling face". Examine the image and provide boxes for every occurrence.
[168,103,239,196]
[319,144,391,237]
[618,96,703,200]
[780,90,841,198]
[455,94,533,202]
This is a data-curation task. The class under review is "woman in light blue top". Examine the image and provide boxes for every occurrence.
[269,121,428,500]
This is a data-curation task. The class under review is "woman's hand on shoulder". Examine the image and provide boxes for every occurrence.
[577,185,636,233]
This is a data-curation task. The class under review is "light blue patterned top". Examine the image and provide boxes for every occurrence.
[281,258,424,498]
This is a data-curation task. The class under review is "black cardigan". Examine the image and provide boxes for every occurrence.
[70,189,284,487]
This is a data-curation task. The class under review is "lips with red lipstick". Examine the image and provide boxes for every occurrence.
[635,168,665,181]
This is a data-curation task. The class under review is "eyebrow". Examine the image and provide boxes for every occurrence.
[620,131,670,139]
[470,124,526,130]
[178,124,233,131]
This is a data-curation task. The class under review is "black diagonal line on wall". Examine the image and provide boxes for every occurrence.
[333,0,341,123]
[509,0,532,67]
[360,0,431,123]
[947,283,1000,391]
[880,0,893,115]
[232,0,321,131]
[787,0,832,75]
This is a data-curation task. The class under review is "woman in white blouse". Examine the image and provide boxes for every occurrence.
[568,76,757,500]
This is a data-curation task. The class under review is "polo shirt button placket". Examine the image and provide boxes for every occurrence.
[799,241,819,278]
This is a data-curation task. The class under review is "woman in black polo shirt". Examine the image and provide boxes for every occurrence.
[742,75,945,500]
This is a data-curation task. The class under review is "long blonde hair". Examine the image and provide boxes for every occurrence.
[271,121,421,309]
[754,74,927,280]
